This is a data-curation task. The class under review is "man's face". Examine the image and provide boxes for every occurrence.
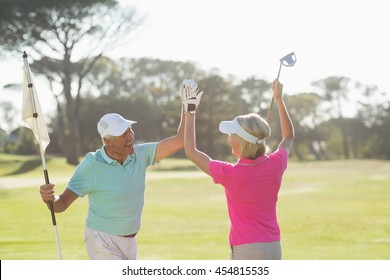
[106,127,135,158]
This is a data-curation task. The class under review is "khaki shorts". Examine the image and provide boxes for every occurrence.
[230,241,282,260]
[84,226,138,260]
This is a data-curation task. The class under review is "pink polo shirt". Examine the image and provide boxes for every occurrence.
[209,148,288,246]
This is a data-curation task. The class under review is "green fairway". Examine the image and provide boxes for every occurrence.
[0,154,389,260]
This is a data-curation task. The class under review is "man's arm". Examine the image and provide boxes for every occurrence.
[40,184,78,213]
[154,107,185,162]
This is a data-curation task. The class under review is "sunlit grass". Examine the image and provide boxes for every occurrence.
[0,154,389,259]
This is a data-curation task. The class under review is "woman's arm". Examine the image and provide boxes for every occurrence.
[184,113,212,175]
[272,80,295,154]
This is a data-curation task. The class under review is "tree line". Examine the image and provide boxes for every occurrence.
[0,0,389,163]
[1,56,389,162]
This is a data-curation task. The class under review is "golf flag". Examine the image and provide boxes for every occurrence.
[22,52,62,260]
[22,55,50,153]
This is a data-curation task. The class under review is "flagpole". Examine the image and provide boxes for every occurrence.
[22,52,63,260]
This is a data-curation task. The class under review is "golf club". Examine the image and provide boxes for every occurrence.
[267,52,297,121]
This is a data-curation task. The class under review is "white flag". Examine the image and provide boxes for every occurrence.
[22,59,50,153]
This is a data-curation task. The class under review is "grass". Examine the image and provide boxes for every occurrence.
[0,154,389,260]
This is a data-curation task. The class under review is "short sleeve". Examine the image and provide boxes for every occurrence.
[67,155,95,197]
[270,148,288,171]
[209,160,235,186]
[135,142,157,166]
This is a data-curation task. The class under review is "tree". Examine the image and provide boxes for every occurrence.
[46,57,206,155]
[234,76,270,114]
[84,56,206,139]
[197,74,242,158]
[0,101,18,132]
[312,76,353,159]
[2,127,39,155]
[358,101,390,159]
[283,93,323,160]
[0,0,142,164]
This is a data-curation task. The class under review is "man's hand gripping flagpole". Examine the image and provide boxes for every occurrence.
[22,52,63,260]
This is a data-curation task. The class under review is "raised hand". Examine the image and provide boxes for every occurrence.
[180,79,204,114]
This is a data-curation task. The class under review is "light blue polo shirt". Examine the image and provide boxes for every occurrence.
[67,142,157,236]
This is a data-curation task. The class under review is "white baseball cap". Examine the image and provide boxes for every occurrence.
[97,113,137,138]
[219,117,264,144]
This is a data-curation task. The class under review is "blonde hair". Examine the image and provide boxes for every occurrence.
[235,113,271,159]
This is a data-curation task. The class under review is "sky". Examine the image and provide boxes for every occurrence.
[116,0,390,92]
[1,0,389,129]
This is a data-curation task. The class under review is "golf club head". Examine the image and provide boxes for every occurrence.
[270,51,297,119]
[280,52,297,67]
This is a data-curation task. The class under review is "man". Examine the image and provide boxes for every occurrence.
[40,89,186,260]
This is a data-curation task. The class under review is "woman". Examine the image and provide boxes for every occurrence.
[182,79,295,260]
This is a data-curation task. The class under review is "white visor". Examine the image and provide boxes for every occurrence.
[219,117,264,144]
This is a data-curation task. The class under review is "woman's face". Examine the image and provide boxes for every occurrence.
[227,134,241,157]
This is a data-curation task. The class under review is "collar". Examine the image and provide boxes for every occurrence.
[236,155,269,166]
[101,146,116,164]
[100,146,135,165]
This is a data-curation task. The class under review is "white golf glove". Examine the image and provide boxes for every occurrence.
[179,80,190,112]
[179,79,204,114]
